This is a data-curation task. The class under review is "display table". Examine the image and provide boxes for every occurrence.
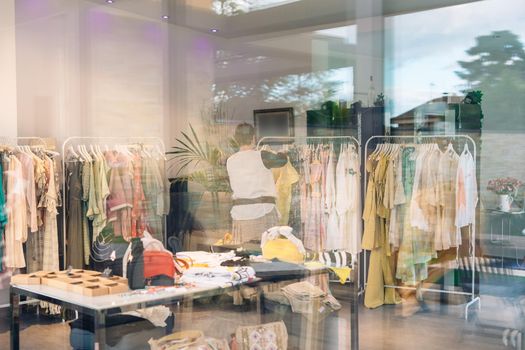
[10,264,344,350]
[10,282,237,350]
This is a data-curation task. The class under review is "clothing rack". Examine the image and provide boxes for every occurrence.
[61,136,168,268]
[363,134,480,320]
[257,135,360,350]
[257,135,360,267]
[0,136,49,309]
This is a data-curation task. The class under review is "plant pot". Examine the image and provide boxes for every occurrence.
[499,194,513,212]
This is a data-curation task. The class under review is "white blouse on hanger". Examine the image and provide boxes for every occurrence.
[455,146,478,228]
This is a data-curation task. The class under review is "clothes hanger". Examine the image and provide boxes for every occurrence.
[81,145,92,161]
[463,142,469,154]
[95,144,103,158]
[68,146,80,160]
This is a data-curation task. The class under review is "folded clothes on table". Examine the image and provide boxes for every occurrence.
[176,251,239,268]
[180,266,256,287]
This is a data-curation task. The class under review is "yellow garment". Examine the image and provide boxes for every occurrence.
[363,154,401,309]
[272,161,299,225]
[329,267,352,284]
[262,238,304,263]
[213,232,233,246]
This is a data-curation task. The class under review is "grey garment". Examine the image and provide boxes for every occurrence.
[66,160,84,268]
[81,161,92,266]
[25,230,44,273]
[141,157,163,239]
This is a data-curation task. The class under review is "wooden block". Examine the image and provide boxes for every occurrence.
[41,274,60,286]
[102,281,129,294]
[103,276,128,285]
[82,284,109,297]
[33,271,52,278]
[83,277,101,284]
[11,274,41,285]
[68,281,87,294]
[83,270,102,277]
[44,277,72,290]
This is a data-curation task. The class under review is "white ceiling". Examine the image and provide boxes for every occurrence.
[83,0,481,38]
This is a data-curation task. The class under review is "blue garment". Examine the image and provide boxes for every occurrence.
[0,160,7,272]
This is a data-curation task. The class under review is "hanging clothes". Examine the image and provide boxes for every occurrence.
[66,159,84,268]
[272,160,299,226]
[324,145,339,250]
[362,151,401,308]
[335,144,362,255]
[363,141,477,306]
[438,146,460,249]
[4,155,27,269]
[41,155,60,271]
[65,143,170,268]
[0,159,8,271]
[455,145,477,229]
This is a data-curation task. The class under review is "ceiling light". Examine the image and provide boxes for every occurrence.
[162,15,169,19]
[211,28,218,33]
[106,0,113,3]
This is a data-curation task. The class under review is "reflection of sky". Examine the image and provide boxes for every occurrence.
[386,0,525,116]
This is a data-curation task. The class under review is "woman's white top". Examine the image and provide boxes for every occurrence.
[227,150,277,220]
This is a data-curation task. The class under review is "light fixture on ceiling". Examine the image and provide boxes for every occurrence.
[106,0,114,3]
[211,28,219,33]
[162,15,169,19]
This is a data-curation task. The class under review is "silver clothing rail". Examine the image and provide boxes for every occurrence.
[61,136,168,268]
[0,136,47,148]
[363,134,480,320]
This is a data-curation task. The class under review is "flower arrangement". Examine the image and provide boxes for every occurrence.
[487,177,523,196]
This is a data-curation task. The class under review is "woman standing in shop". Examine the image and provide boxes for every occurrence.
[226,123,287,244]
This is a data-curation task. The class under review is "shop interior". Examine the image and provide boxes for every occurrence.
[1,0,525,349]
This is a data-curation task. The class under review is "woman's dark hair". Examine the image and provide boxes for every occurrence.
[234,123,255,146]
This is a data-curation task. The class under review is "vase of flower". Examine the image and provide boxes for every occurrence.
[487,177,523,212]
[498,194,513,212]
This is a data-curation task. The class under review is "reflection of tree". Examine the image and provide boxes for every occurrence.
[213,70,343,116]
[261,71,342,114]
[455,30,525,130]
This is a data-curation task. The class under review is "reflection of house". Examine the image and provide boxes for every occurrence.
[390,96,466,135]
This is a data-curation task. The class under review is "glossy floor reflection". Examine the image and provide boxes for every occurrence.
[0,284,523,349]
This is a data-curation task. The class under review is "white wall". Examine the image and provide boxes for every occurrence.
[0,0,18,137]
[15,1,171,148]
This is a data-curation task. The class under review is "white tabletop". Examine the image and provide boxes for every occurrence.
[11,283,225,312]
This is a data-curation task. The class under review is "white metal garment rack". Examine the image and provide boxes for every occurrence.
[61,136,168,268]
[0,136,48,309]
[257,135,361,350]
[362,134,481,320]
[256,134,362,276]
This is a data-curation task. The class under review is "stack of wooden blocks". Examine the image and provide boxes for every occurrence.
[11,269,130,296]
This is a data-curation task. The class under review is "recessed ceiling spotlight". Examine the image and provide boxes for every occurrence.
[106,0,113,3]
[162,15,169,19]
[211,28,218,33]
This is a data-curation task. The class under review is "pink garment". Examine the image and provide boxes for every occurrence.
[18,152,38,233]
[106,151,133,239]
[131,154,146,238]
[304,153,324,251]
